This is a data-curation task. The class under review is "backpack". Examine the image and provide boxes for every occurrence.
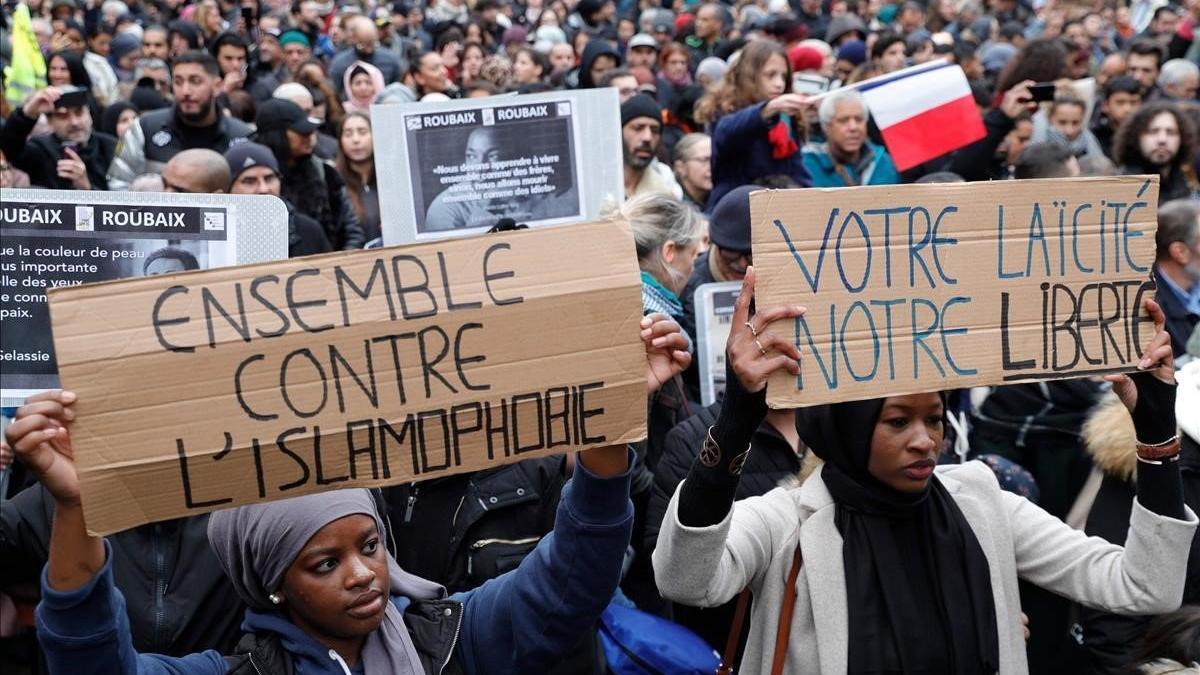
[599,601,720,675]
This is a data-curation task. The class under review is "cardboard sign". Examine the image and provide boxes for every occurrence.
[694,281,742,406]
[1,189,288,404]
[48,220,647,535]
[374,89,624,243]
[751,176,1159,408]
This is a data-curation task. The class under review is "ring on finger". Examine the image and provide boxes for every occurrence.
[745,321,758,337]
[754,338,767,357]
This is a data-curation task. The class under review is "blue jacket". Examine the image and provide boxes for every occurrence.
[800,141,901,187]
[707,102,812,211]
[34,456,634,675]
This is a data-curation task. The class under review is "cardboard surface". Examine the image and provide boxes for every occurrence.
[751,176,1159,408]
[48,220,647,535]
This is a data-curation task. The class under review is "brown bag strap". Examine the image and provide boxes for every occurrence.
[716,589,752,675]
[832,162,859,187]
[770,546,804,675]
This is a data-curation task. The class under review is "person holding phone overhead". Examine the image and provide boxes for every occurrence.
[0,85,117,191]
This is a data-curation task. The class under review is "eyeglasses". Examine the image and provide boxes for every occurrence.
[717,247,751,266]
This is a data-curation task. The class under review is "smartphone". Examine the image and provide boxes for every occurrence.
[241,5,256,26]
[1028,82,1056,103]
[55,85,89,109]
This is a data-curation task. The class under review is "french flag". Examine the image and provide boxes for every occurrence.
[854,61,985,171]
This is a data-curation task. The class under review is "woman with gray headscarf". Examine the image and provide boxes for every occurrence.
[7,317,692,675]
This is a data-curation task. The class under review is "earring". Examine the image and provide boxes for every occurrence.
[269,593,283,605]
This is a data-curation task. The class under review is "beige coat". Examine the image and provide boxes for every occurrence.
[652,461,1197,674]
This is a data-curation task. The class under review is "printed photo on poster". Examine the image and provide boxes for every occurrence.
[1,198,237,398]
[406,100,582,235]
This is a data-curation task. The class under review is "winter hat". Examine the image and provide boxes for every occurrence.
[129,83,168,111]
[709,185,756,253]
[502,25,528,45]
[224,141,281,184]
[980,42,1017,74]
[825,13,866,45]
[695,56,728,83]
[278,29,311,48]
[620,93,661,127]
[789,45,824,72]
[836,39,867,65]
[534,25,567,46]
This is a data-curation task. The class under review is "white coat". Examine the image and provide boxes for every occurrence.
[652,461,1198,674]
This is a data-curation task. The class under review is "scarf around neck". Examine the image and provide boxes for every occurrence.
[796,399,1000,674]
[208,489,446,674]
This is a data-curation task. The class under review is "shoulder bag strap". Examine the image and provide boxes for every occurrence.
[717,589,752,675]
[770,546,804,675]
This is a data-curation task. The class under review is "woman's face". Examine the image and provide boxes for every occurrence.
[675,137,712,192]
[279,515,390,643]
[663,51,689,80]
[170,33,191,57]
[462,46,484,77]
[90,32,112,58]
[539,8,559,26]
[663,240,699,295]
[287,129,317,159]
[441,41,461,69]
[867,393,944,493]
[203,1,223,32]
[48,56,72,86]
[465,23,483,41]
[116,108,138,139]
[879,41,907,72]
[758,53,789,100]
[340,116,373,163]
[512,51,541,83]
[349,72,375,102]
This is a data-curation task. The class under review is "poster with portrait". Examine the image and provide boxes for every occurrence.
[0,190,288,403]
[374,89,624,243]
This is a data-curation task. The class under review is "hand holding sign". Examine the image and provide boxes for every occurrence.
[1105,297,1177,445]
[5,389,80,505]
[727,267,806,394]
[641,313,691,394]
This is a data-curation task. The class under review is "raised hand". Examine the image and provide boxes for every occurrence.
[726,266,805,394]
[5,390,80,505]
[641,313,691,395]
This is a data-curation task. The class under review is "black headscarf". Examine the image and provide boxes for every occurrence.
[796,398,1000,674]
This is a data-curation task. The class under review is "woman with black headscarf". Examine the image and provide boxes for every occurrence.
[653,267,1196,674]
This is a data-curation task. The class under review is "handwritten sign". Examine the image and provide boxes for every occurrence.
[48,220,647,535]
[751,176,1159,407]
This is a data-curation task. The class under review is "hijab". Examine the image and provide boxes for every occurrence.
[796,398,1000,674]
[342,60,386,115]
[208,489,446,674]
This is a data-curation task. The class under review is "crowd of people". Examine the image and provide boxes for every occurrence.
[1,0,1199,672]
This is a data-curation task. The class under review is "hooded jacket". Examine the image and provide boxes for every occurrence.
[572,41,623,89]
[1079,392,1200,674]
[35,456,634,675]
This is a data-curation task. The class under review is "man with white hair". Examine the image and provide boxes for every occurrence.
[801,89,901,186]
[1158,59,1199,101]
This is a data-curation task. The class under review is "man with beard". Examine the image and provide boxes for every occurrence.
[0,85,117,190]
[107,51,252,190]
[329,15,403,97]
[621,93,680,199]
[1115,101,1198,203]
[1152,199,1200,357]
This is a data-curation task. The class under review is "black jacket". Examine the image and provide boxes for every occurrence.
[679,251,720,402]
[1155,265,1199,358]
[383,456,565,593]
[644,402,804,651]
[0,484,244,656]
[0,107,117,190]
[285,198,333,258]
[225,599,466,675]
[283,157,366,250]
[107,106,253,190]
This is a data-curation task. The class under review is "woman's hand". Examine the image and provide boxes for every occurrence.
[641,313,691,395]
[4,390,80,506]
[727,266,805,394]
[762,93,812,120]
[1105,298,1176,443]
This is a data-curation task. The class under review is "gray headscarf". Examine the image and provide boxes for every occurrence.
[207,489,446,674]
